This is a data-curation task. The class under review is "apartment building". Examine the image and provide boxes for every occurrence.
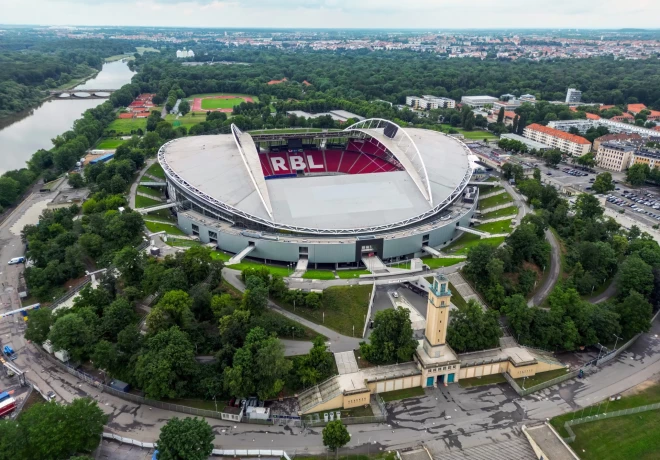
[595,142,636,172]
[593,133,642,152]
[631,150,660,170]
[523,123,592,156]
[406,95,456,110]
[565,88,582,104]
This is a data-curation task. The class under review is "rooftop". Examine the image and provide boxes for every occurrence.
[525,123,592,145]
[458,346,536,367]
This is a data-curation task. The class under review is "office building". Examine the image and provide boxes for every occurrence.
[595,142,636,172]
[406,95,456,110]
[461,95,499,108]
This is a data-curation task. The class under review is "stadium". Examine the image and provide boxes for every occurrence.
[157,119,478,270]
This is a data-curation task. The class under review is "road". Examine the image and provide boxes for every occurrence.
[588,280,617,304]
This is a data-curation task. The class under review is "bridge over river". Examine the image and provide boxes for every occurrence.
[49,89,116,99]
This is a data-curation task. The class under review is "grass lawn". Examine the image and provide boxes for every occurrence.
[210,251,231,262]
[551,382,660,438]
[277,285,372,336]
[137,185,162,198]
[440,124,499,140]
[337,269,371,279]
[188,92,259,102]
[135,195,160,208]
[563,410,660,460]
[201,97,245,110]
[480,206,518,219]
[421,257,465,269]
[303,270,336,280]
[148,208,175,221]
[106,117,147,135]
[515,368,570,388]
[380,386,426,402]
[167,239,202,248]
[475,219,513,234]
[478,184,502,192]
[95,138,125,149]
[442,233,506,256]
[146,163,166,180]
[260,309,324,341]
[448,282,468,309]
[144,221,186,236]
[165,113,207,130]
[478,192,513,210]
[459,374,507,388]
[228,259,291,278]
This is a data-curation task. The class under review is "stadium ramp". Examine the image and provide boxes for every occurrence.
[421,245,441,257]
[226,245,256,265]
[361,255,389,274]
[456,226,490,238]
[291,257,309,278]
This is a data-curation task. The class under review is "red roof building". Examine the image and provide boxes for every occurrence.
[627,103,647,115]
[523,123,591,156]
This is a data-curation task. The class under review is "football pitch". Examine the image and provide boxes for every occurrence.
[200,97,245,110]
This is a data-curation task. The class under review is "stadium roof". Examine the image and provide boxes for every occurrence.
[159,120,472,234]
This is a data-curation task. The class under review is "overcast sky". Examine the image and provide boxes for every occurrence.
[1,0,658,29]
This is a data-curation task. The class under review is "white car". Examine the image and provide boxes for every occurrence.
[8,257,25,265]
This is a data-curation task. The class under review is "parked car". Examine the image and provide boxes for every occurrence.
[8,257,25,265]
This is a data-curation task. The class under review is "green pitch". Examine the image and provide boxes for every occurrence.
[200,97,245,110]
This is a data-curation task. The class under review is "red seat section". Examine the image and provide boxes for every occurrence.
[324,150,342,172]
[258,149,402,177]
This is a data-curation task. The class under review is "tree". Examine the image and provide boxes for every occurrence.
[447,300,501,353]
[297,336,335,386]
[241,276,269,315]
[617,291,652,338]
[48,313,95,362]
[101,297,136,340]
[322,420,351,452]
[574,193,603,220]
[67,173,85,189]
[223,327,292,400]
[575,153,596,168]
[178,100,191,117]
[543,149,562,167]
[0,176,20,207]
[591,172,615,194]
[626,163,650,186]
[359,307,417,364]
[496,107,505,124]
[14,397,106,460]
[618,255,654,298]
[134,326,198,399]
[146,290,195,334]
[25,307,53,345]
[113,246,144,287]
[156,417,214,460]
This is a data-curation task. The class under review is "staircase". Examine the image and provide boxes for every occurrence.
[431,436,536,460]
[291,257,309,278]
[226,245,256,265]
[297,376,343,414]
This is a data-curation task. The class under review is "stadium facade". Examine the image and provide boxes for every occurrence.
[158,119,478,268]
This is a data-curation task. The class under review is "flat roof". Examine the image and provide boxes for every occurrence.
[160,122,471,233]
[501,133,551,150]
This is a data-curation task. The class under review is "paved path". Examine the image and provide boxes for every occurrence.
[446,272,485,309]
[588,281,617,304]
[527,229,561,307]
[222,268,362,352]
[129,158,156,209]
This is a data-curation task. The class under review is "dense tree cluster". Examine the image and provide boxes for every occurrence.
[0,397,106,460]
[447,300,502,353]
[359,307,418,364]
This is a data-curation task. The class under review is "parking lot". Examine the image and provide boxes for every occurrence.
[605,190,660,227]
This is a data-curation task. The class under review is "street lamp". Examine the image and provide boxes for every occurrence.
[613,333,622,350]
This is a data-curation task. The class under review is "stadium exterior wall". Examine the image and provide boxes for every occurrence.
[177,202,476,265]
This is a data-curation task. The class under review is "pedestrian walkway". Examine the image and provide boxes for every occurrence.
[446,272,485,309]
[335,351,359,375]
[430,436,536,460]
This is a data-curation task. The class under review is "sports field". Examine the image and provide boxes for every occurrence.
[190,94,256,113]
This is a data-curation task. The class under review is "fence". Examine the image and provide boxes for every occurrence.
[362,283,377,338]
[102,433,292,459]
[503,368,592,397]
[563,402,660,443]
[35,345,243,422]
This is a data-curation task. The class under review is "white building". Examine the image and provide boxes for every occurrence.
[176,49,195,58]
[461,95,499,108]
[549,119,660,138]
[406,95,456,110]
[565,88,582,104]
[523,123,592,157]
[595,141,636,172]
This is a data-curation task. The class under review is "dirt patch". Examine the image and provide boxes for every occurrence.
[622,376,660,397]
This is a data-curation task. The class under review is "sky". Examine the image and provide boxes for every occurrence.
[1,0,659,29]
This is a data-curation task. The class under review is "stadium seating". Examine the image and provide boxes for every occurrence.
[259,148,401,178]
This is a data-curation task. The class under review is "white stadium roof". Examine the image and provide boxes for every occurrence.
[159,120,472,234]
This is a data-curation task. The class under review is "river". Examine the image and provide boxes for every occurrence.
[0,60,135,175]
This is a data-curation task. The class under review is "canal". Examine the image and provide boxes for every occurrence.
[0,60,135,175]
